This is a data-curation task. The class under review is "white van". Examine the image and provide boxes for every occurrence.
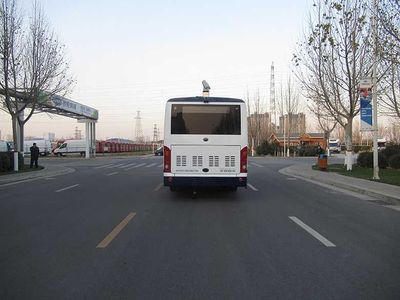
[53,139,87,156]
[24,139,52,156]
[163,97,248,191]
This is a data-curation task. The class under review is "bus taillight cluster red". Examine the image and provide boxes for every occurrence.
[240,146,247,173]
[164,146,171,173]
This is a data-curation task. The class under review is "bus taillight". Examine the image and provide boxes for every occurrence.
[240,146,247,173]
[164,146,171,172]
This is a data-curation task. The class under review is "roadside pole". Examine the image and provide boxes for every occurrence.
[372,0,379,180]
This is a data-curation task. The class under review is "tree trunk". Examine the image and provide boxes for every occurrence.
[344,119,354,171]
[11,115,20,171]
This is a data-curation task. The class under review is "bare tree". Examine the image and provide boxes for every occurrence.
[377,0,400,120]
[293,0,372,170]
[278,76,300,156]
[246,89,269,152]
[0,0,72,163]
[309,102,337,153]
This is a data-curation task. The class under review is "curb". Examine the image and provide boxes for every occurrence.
[0,166,75,186]
[279,165,400,206]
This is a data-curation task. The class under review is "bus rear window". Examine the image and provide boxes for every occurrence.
[171,104,241,135]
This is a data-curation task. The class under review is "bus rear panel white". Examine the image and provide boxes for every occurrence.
[163,97,247,189]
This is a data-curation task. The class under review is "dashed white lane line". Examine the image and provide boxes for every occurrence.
[289,216,336,247]
[106,172,119,176]
[247,183,258,191]
[154,182,163,191]
[55,184,80,193]
[158,163,163,168]
[94,163,114,169]
[125,163,146,170]
[145,163,157,168]
[250,162,263,168]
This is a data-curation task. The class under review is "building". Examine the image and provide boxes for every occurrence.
[270,132,326,149]
[247,112,274,146]
[278,113,306,135]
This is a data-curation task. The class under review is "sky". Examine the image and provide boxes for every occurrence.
[0,0,312,141]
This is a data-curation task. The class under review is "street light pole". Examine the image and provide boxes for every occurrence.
[372,0,380,179]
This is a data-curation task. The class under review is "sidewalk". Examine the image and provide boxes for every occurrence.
[280,164,400,205]
[0,164,75,186]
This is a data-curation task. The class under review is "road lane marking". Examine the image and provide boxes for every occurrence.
[158,163,163,167]
[247,183,258,191]
[119,163,136,168]
[125,163,146,170]
[250,162,263,168]
[106,172,119,176]
[145,163,157,168]
[154,182,163,191]
[289,216,336,247]
[105,163,125,169]
[96,212,136,249]
[55,184,79,193]
[94,163,114,169]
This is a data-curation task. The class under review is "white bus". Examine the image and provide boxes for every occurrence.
[163,97,248,191]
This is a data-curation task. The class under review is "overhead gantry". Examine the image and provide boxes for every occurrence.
[37,93,99,158]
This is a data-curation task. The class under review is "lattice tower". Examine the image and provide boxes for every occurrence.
[134,111,144,142]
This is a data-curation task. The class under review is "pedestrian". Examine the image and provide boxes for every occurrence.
[30,143,40,168]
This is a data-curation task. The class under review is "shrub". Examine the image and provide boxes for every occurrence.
[381,144,400,160]
[0,152,11,172]
[0,152,23,172]
[256,141,276,156]
[357,151,388,169]
[353,145,372,153]
[389,154,400,169]
[298,145,320,157]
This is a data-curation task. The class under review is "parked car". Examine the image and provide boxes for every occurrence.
[154,146,163,156]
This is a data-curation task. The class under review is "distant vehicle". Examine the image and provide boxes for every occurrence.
[163,96,248,191]
[24,139,52,156]
[328,139,341,153]
[0,140,11,152]
[154,146,163,156]
[53,139,87,156]
[378,138,386,151]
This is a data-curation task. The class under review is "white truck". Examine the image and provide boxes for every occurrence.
[328,139,341,153]
[53,139,87,156]
[24,139,52,156]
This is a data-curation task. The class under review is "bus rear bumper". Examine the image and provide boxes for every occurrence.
[164,176,247,188]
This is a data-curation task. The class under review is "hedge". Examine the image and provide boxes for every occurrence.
[357,151,388,169]
[388,154,400,169]
[0,152,24,172]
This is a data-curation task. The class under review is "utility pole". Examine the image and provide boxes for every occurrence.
[134,111,144,143]
[153,124,158,142]
[372,0,380,179]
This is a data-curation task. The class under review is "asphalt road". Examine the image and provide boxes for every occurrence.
[0,156,399,299]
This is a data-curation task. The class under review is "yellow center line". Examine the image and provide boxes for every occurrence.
[96,212,136,249]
